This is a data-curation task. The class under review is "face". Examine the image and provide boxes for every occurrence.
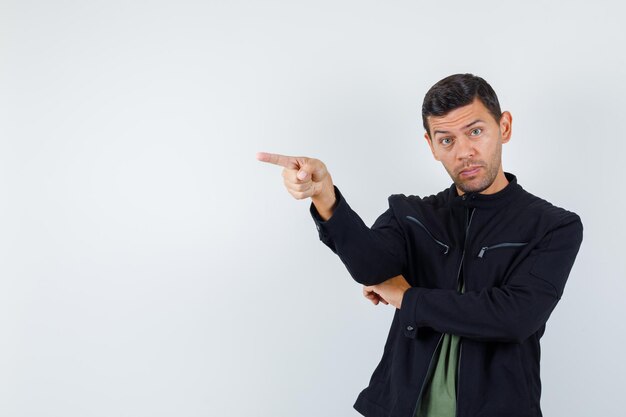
[425,98,512,195]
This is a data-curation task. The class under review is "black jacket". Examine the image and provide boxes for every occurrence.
[310,173,583,417]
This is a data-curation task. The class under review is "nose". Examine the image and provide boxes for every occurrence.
[456,136,475,161]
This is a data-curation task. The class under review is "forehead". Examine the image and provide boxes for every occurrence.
[428,98,494,135]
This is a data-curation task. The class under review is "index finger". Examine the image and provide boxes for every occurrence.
[256,152,299,169]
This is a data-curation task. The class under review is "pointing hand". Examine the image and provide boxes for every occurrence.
[256,152,337,220]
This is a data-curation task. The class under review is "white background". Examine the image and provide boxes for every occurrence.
[1,1,624,416]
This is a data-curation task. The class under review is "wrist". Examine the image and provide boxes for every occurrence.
[311,179,336,220]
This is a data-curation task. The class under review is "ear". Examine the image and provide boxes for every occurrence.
[424,132,439,161]
[499,111,513,144]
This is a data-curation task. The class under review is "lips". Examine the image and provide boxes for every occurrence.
[459,166,482,177]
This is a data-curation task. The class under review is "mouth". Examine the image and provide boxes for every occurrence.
[459,166,482,178]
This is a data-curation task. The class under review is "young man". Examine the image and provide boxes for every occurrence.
[256,74,583,417]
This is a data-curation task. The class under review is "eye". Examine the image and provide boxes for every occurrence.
[470,128,482,136]
[440,137,453,147]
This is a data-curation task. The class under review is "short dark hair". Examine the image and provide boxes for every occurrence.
[422,73,502,136]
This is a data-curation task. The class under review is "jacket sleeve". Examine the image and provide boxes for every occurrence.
[310,186,407,286]
[399,214,583,343]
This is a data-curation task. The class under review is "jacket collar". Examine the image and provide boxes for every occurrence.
[448,172,523,209]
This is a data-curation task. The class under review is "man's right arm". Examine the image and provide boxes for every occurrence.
[257,152,407,285]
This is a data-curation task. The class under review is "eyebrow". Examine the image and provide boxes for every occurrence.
[433,119,485,136]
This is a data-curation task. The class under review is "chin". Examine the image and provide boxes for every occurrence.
[456,177,492,194]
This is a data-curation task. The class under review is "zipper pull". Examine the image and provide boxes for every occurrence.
[478,247,488,258]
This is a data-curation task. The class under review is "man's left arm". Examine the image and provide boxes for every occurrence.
[368,214,583,343]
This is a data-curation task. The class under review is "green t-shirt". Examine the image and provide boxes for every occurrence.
[414,333,460,417]
[415,279,464,417]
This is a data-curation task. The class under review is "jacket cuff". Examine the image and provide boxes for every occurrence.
[400,287,424,339]
[309,185,350,245]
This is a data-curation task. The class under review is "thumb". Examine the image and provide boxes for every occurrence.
[298,160,326,182]
[297,170,308,181]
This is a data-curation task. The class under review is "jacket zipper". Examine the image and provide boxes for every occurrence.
[411,333,445,417]
[477,242,528,258]
[411,209,473,417]
[456,208,475,288]
[455,207,474,417]
[405,216,450,254]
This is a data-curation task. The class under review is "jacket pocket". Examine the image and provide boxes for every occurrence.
[477,242,528,258]
[405,216,450,255]
[473,242,529,288]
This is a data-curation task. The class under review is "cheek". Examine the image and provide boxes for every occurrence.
[431,148,443,161]
[440,159,457,174]
[479,138,498,156]
[484,142,503,166]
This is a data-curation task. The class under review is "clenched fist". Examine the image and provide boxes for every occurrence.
[256,152,337,220]
[363,275,411,309]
